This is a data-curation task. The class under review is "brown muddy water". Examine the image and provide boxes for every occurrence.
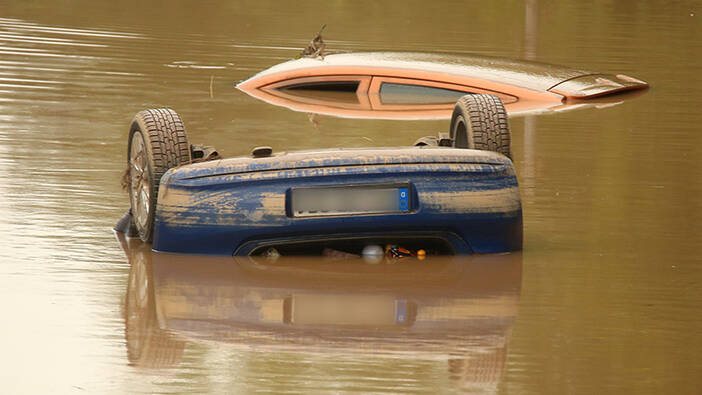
[0,1,701,394]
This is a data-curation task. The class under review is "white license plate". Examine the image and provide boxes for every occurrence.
[290,184,410,217]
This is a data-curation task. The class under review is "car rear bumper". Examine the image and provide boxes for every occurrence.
[152,147,522,255]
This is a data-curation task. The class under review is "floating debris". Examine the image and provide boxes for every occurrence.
[298,24,326,59]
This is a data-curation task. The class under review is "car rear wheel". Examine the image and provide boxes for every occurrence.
[128,108,191,242]
[449,94,511,158]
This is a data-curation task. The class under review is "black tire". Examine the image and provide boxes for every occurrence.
[449,94,511,158]
[127,109,191,242]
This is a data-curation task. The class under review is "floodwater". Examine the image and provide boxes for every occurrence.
[0,1,700,393]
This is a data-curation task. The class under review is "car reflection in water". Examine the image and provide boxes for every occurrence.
[119,233,522,391]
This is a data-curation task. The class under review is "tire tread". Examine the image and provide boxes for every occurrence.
[451,94,511,158]
[128,108,191,242]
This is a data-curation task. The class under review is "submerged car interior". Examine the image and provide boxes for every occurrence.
[248,236,456,258]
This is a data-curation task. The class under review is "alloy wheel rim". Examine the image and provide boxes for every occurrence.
[129,131,150,231]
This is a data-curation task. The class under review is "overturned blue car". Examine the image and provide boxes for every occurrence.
[121,94,522,257]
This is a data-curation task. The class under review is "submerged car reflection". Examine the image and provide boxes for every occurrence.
[120,234,522,391]
[236,52,648,119]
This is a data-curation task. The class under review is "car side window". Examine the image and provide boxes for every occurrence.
[277,81,361,104]
[282,81,360,92]
[263,76,373,105]
[379,83,468,105]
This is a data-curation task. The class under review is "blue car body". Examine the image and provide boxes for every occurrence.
[152,146,522,256]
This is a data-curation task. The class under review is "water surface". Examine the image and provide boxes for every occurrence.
[0,1,701,393]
